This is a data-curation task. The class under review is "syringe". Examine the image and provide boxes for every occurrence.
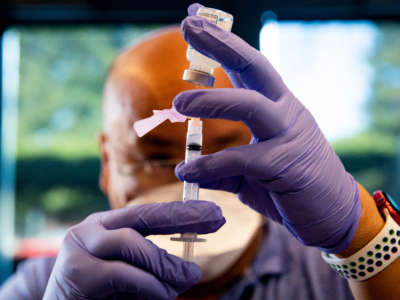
[171,118,206,260]
[173,6,233,261]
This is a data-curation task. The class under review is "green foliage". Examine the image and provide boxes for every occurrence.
[333,131,397,156]
[17,25,159,158]
[367,22,400,135]
[18,134,100,158]
[15,25,160,235]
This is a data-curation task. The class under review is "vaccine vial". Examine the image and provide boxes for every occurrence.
[183,7,233,87]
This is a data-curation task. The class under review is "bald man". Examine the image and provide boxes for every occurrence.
[99,26,250,209]
[1,5,400,299]
[0,25,354,300]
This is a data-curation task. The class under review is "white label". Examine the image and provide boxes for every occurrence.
[198,12,218,25]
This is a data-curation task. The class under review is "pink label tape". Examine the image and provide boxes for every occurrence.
[133,108,187,137]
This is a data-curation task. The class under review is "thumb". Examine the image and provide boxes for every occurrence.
[99,201,226,236]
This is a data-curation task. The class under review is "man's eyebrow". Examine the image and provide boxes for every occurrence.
[141,136,174,147]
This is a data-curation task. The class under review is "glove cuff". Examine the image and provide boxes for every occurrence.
[281,177,362,253]
[320,178,362,253]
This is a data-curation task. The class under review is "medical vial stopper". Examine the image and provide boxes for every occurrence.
[183,7,233,87]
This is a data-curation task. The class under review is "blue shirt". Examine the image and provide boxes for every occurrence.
[0,220,354,300]
[221,221,354,300]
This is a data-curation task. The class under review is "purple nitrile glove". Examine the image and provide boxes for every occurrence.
[174,4,361,254]
[43,201,225,300]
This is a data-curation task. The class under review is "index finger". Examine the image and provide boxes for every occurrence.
[99,200,226,236]
[181,15,288,101]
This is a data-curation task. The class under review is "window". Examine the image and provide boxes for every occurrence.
[260,20,400,197]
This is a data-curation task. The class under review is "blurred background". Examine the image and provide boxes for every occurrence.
[1,0,400,283]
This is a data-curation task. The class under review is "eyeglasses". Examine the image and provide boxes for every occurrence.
[115,158,183,176]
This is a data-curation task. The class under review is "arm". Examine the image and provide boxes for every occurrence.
[0,257,55,300]
[340,184,400,300]
[174,4,399,299]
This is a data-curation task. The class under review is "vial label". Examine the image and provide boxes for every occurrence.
[198,12,218,24]
[187,11,219,52]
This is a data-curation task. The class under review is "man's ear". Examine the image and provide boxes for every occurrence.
[99,132,110,195]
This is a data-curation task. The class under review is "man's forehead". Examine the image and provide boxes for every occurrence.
[103,26,250,158]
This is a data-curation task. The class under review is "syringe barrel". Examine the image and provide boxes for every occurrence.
[185,118,203,156]
[183,119,202,201]
[180,119,203,261]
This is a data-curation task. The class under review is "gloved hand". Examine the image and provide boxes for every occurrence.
[43,201,225,300]
[174,3,361,253]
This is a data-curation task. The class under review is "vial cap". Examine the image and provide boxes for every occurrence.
[183,69,215,87]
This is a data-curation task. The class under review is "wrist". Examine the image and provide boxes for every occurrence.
[337,183,385,257]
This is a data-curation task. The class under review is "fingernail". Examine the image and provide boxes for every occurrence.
[174,162,186,181]
[172,95,183,112]
[187,3,202,16]
[184,200,226,233]
[181,16,205,35]
[196,200,224,220]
